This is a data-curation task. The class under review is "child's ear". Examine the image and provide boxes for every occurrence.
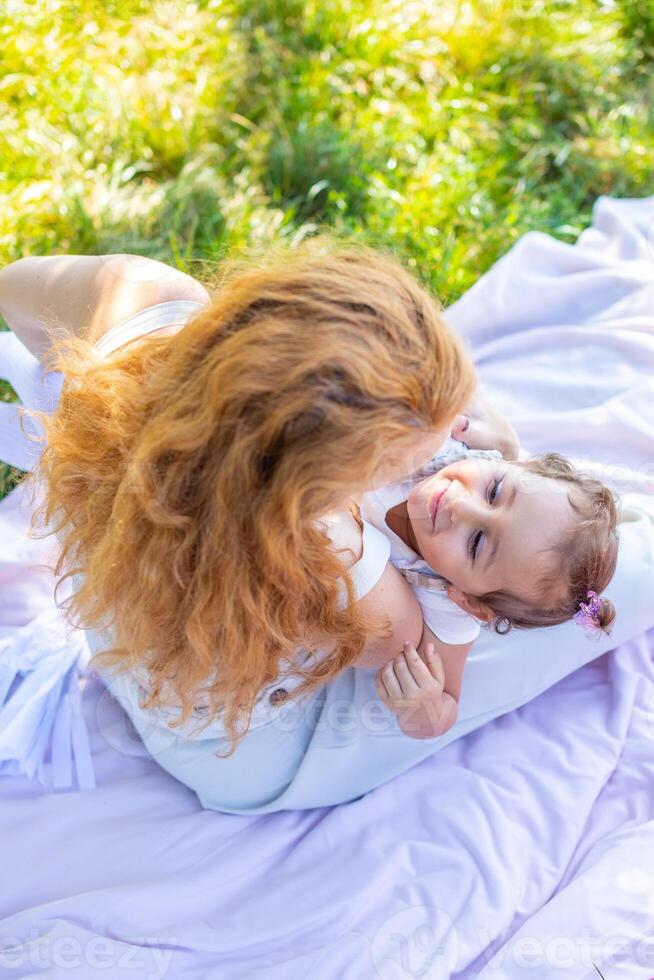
[446,587,495,623]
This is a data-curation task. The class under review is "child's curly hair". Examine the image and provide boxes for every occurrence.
[483,453,618,635]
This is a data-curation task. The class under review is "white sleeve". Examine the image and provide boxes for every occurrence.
[95,300,206,356]
[348,519,392,600]
[412,585,481,645]
[317,512,391,604]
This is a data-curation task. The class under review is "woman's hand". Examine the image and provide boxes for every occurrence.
[451,391,520,460]
[375,641,458,739]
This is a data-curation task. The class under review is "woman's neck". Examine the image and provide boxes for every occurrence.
[385,500,422,555]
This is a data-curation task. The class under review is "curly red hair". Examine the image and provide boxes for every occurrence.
[24,243,476,753]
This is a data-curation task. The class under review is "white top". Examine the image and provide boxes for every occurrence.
[94,300,207,356]
[88,300,393,732]
[360,438,485,646]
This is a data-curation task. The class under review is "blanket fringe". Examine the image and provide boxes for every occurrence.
[0,607,96,791]
[1,332,93,791]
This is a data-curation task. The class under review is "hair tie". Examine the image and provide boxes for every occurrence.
[573,590,603,633]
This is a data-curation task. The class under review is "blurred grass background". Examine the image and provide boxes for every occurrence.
[1,0,653,496]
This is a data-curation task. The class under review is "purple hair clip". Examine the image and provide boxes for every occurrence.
[573,590,602,633]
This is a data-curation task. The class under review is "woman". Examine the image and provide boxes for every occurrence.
[1,240,652,813]
[0,246,477,802]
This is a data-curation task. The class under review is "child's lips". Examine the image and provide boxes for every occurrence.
[429,486,447,529]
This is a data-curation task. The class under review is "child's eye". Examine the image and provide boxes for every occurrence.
[488,478,502,505]
[469,530,483,563]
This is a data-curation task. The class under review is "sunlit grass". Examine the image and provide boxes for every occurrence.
[1,0,653,495]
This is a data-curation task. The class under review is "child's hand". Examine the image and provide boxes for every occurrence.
[451,392,520,460]
[375,641,458,739]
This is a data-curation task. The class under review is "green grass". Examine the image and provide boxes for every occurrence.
[1,0,653,496]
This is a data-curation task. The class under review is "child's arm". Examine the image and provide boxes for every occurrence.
[422,624,470,704]
[374,626,473,739]
[355,618,470,696]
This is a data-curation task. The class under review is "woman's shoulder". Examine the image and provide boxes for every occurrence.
[317,504,392,601]
[87,255,210,348]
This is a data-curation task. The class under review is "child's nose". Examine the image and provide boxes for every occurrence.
[449,484,491,524]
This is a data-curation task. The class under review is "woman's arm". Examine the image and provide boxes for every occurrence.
[319,507,425,664]
[355,560,426,662]
[0,254,210,360]
[325,510,473,678]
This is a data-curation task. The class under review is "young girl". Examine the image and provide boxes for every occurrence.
[359,436,618,740]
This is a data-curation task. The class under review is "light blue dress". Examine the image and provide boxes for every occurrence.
[3,267,654,812]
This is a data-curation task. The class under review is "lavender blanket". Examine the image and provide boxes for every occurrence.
[1,196,654,978]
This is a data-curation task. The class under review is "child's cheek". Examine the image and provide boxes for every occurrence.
[422,537,445,574]
[430,530,461,580]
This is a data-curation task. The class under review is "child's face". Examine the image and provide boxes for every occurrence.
[406,458,576,616]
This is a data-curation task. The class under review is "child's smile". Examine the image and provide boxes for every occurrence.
[405,458,577,617]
